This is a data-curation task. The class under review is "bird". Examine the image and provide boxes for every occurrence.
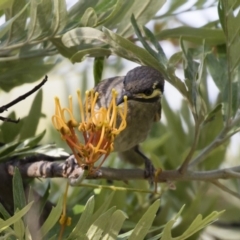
[93,65,165,180]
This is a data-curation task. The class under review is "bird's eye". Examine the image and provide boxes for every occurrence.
[143,89,153,96]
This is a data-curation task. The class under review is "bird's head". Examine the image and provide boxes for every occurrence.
[117,66,164,105]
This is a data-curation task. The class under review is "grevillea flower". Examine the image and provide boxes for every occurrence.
[52,89,128,172]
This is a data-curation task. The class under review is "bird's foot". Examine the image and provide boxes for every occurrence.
[144,158,155,185]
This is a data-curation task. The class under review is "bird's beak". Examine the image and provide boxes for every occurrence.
[117,91,131,105]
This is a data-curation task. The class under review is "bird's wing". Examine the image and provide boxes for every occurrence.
[93,76,124,108]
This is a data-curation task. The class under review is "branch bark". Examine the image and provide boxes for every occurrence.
[4,156,240,183]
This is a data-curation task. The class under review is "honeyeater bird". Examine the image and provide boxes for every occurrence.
[94,65,165,179]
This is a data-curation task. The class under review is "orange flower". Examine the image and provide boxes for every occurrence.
[52,89,127,172]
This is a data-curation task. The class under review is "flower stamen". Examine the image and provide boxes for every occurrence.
[52,89,128,172]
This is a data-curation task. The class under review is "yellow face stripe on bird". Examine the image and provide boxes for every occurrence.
[135,89,162,99]
[52,89,128,172]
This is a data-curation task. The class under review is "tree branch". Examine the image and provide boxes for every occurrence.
[0,76,48,123]
[211,180,240,200]
[179,122,201,173]
[5,156,240,183]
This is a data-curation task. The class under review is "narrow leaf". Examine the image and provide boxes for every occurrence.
[117,0,165,37]
[68,195,95,239]
[102,27,167,78]
[0,202,33,233]
[129,199,160,240]
[17,130,46,151]
[19,90,43,140]
[91,191,115,223]
[0,203,11,220]
[156,27,225,45]
[131,14,160,62]
[143,26,168,66]
[80,7,98,27]
[37,195,63,238]
[0,2,29,39]
[4,0,28,43]
[86,207,116,240]
[71,48,111,63]
[94,57,105,85]
[0,141,20,159]
[13,168,26,211]
[102,210,128,240]
[14,216,25,239]
[0,112,24,143]
[62,27,106,48]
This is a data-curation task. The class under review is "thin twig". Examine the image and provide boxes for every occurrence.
[78,183,154,194]
[0,76,48,113]
[0,76,48,123]
[188,128,229,168]
[0,116,19,123]
[211,180,240,200]
[179,122,201,173]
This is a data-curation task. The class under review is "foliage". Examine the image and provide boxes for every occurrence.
[0,171,224,239]
[1,0,240,239]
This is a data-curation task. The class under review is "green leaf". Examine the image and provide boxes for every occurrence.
[206,53,227,92]
[13,168,26,211]
[68,0,99,22]
[0,57,55,92]
[27,0,49,41]
[62,27,106,49]
[28,0,53,40]
[67,195,95,239]
[71,48,111,63]
[24,226,31,240]
[102,210,128,240]
[203,104,222,124]
[0,111,24,143]
[167,52,188,98]
[91,191,115,223]
[0,2,29,39]
[102,27,167,78]
[0,203,11,220]
[94,56,105,85]
[4,0,28,43]
[116,0,165,37]
[50,0,68,34]
[0,130,46,161]
[13,215,25,240]
[37,195,63,238]
[48,234,58,240]
[80,7,98,27]
[96,0,123,27]
[220,1,240,118]
[17,130,46,151]
[131,15,159,60]
[38,181,51,216]
[156,27,226,45]
[206,53,228,119]
[19,90,44,140]
[0,0,13,10]
[160,208,224,240]
[0,202,33,233]
[218,1,225,32]
[143,26,168,66]
[0,141,21,159]
[86,207,116,240]
[221,1,240,73]
[129,199,160,240]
